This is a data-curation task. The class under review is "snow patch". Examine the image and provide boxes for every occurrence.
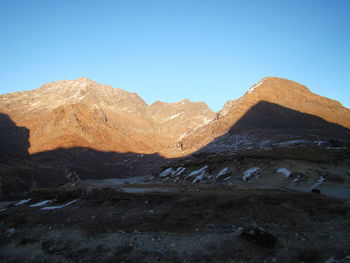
[311,176,325,189]
[276,140,309,147]
[29,200,52,207]
[14,199,31,206]
[202,117,212,124]
[243,167,260,181]
[41,200,78,210]
[159,168,174,177]
[216,167,228,178]
[163,113,181,122]
[277,168,292,177]
[247,80,263,94]
[159,167,185,178]
[187,165,208,178]
[192,174,205,183]
[173,167,186,176]
[314,140,325,146]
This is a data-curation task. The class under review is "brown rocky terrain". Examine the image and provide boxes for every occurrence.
[0,77,215,156]
[1,76,349,159]
[152,143,350,192]
[1,77,350,262]
[178,77,350,155]
[1,184,349,262]
[1,76,350,199]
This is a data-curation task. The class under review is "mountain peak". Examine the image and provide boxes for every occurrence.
[75,77,93,82]
[246,77,310,95]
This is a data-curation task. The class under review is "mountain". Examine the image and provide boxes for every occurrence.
[148,99,216,155]
[179,77,350,154]
[1,76,350,199]
[2,78,350,261]
[1,77,350,159]
[0,78,215,156]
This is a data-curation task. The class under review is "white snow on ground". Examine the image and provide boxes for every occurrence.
[159,167,185,178]
[277,168,292,177]
[41,200,78,210]
[216,167,228,179]
[159,168,174,177]
[314,140,325,146]
[247,80,263,93]
[163,113,181,122]
[173,167,186,176]
[29,200,52,207]
[202,117,212,124]
[14,199,31,206]
[192,174,205,183]
[276,140,309,147]
[243,167,260,181]
[186,166,208,179]
[311,176,325,189]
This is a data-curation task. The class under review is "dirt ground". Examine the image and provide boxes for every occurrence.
[1,184,350,263]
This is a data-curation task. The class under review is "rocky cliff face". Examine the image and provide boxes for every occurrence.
[0,78,215,156]
[148,99,216,151]
[179,77,350,154]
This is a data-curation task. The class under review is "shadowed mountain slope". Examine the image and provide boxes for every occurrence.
[179,77,350,155]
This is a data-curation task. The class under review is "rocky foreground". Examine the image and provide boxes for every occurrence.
[1,182,350,263]
[1,141,350,262]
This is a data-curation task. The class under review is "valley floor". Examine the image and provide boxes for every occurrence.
[1,182,350,263]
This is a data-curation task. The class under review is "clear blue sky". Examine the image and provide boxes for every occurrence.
[1,0,349,111]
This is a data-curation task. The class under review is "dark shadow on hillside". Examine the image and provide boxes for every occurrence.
[0,113,171,200]
[229,101,350,137]
[29,147,169,180]
[192,100,350,153]
[0,113,30,158]
[0,114,32,199]
[1,100,350,199]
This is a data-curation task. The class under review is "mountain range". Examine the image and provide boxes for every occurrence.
[1,76,350,199]
[1,76,349,158]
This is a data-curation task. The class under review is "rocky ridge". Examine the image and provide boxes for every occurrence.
[178,77,350,155]
[1,77,350,157]
[0,78,215,156]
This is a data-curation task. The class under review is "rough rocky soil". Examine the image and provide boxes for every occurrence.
[1,184,350,263]
[152,144,350,193]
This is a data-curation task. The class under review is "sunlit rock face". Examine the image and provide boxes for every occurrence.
[0,77,215,156]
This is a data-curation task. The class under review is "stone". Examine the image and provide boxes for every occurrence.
[239,227,277,248]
